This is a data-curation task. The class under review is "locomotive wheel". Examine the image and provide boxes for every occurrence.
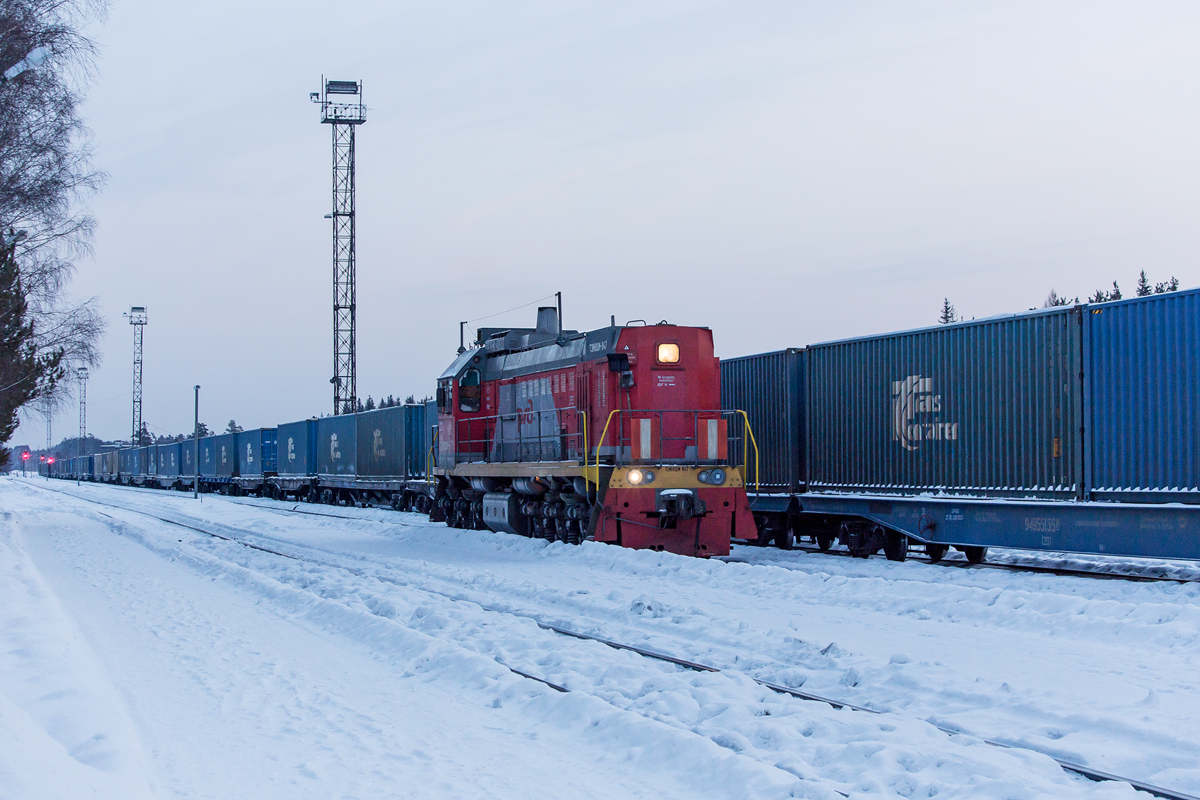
[774,525,794,550]
[816,533,834,552]
[925,543,948,562]
[963,545,988,565]
[320,489,334,505]
[883,531,907,562]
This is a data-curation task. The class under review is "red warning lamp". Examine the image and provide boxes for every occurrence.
[21,452,29,460]
[47,457,55,463]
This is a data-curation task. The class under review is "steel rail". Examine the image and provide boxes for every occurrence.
[27,482,1200,800]
[742,542,1200,585]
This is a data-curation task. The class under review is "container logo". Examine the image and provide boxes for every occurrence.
[892,375,958,451]
[221,445,227,465]
[373,429,385,460]
[288,437,296,462]
[331,433,341,460]
[246,443,254,464]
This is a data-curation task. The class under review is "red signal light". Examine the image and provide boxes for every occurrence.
[22,452,29,460]
[48,457,55,463]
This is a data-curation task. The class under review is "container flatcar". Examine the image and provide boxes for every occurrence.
[721,287,1200,562]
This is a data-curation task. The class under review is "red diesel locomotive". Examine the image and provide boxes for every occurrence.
[431,307,757,557]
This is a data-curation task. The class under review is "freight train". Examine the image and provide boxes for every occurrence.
[47,308,756,558]
[45,287,1200,564]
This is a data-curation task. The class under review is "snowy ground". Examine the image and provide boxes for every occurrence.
[3,476,1198,799]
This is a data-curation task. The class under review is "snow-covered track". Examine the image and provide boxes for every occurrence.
[28,481,1200,800]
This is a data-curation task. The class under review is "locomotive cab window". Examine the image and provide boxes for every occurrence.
[657,343,680,364]
[459,369,482,412]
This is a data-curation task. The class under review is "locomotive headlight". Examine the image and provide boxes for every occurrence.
[657,343,680,363]
[627,468,644,485]
[707,468,726,485]
[642,469,655,484]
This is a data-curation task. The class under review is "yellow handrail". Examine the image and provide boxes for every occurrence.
[586,409,622,485]
[735,409,760,493]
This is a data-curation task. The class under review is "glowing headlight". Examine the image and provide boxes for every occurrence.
[627,468,644,485]
[657,343,680,363]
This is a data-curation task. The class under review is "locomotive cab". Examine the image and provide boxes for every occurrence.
[430,308,758,557]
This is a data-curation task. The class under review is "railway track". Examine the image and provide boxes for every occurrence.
[732,541,1200,584]
[27,480,1200,800]
[47,482,1199,584]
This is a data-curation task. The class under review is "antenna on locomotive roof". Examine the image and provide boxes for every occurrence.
[458,321,467,354]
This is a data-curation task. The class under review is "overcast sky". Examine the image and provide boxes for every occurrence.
[16,0,1200,447]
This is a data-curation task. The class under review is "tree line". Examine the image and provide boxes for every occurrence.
[940,270,1183,324]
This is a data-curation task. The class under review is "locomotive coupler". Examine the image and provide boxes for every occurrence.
[656,488,706,521]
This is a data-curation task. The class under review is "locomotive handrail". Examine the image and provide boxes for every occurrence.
[590,409,622,480]
[735,409,760,493]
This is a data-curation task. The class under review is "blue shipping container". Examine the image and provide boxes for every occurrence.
[1085,287,1200,503]
[277,419,318,476]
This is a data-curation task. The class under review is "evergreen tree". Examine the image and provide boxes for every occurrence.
[405,394,416,405]
[225,419,243,434]
[1136,270,1152,297]
[364,395,375,411]
[385,394,395,408]
[1089,281,1122,303]
[0,232,64,463]
[1043,289,1077,308]
[195,422,212,438]
[1155,277,1180,294]
[938,299,956,324]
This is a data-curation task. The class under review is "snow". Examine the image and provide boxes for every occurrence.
[3,476,1197,798]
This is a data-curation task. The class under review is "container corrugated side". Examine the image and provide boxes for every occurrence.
[356,405,417,478]
[199,437,217,476]
[139,445,156,475]
[261,429,278,473]
[806,307,1083,498]
[239,428,278,477]
[157,442,180,477]
[1085,287,1200,502]
[719,349,805,493]
[212,433,238,476]
[278,420,317,476]
[181,440,196,476]
[406,403,428,477]
[317,414,357,476]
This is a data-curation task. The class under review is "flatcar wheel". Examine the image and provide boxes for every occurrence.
[883,531,907,562]
[925,543,948,562]
[963,545,988,565]
[816,533,834,552]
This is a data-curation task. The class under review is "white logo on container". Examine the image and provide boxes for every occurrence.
[331,434,340,460]
[892,375,958,451]
[288,437,296,461]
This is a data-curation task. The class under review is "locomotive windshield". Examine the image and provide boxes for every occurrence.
[459,369,481,412]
